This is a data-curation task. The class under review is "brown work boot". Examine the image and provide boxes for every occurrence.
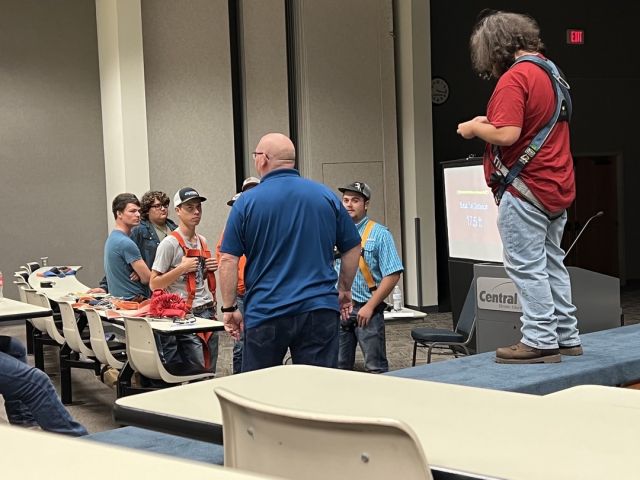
[495,342,561,364]
[559,344,583,356]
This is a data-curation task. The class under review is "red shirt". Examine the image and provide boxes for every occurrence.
[483,57,575,212]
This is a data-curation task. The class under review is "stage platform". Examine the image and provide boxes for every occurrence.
[389,323,640,395]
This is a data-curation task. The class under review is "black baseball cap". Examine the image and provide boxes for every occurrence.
[338,181,371,201]
[174,187,207,207]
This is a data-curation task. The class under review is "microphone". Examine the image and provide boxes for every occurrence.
[564,211,604,259]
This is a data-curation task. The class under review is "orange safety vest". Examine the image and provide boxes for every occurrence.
[170,231,217,368]
[359,220,377,292]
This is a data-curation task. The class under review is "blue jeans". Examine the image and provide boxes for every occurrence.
[338,303,388,373]
[242,309,339,373]
[160,307,218,374]
[0,336,87,436]
[195,306,219,372]
[232,296,245,375]
[498,192,581,349]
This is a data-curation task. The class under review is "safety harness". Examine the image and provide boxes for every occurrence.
[170,231,217,368]
[359,220,378,291]
[490,55,572,219]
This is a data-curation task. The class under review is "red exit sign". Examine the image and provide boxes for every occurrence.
[566,29,585,45]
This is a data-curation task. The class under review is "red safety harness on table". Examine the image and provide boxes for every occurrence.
[170,231,217,369]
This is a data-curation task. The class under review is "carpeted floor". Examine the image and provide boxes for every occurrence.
[1,279,639,434]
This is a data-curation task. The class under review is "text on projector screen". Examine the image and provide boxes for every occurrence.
[443,165,503,262]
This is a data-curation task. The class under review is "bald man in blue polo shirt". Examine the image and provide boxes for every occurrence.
[219,133,361,372]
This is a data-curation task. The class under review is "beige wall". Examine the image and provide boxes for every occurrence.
[0,0,106,294]
[141,0,236,244]
[240,0,290,175]
[1,0,438,308]
[292,0,403,265]
[395,0,438,307]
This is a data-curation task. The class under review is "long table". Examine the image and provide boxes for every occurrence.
[384,306,427,320]
[2,424,277,479]
[0,297,52,322]
[28,265,90,301]
[114,364,640,480]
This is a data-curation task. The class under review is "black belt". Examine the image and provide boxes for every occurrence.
[353,300,387,313]
[192,301,215,314]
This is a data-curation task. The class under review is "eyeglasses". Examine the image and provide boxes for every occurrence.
[150,203,169,210]
[252,151,264,160]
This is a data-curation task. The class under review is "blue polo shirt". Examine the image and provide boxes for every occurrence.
[221,168,360,329]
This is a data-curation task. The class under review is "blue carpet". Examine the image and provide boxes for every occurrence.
[84,426,224,465]
[388,323,640,395]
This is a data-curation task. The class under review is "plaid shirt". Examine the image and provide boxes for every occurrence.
[335,216,403,303]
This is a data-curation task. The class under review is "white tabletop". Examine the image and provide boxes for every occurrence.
[384,307,427,320]
[95,309,224,333]
[1,424,278,479]
[115,364,640,480]
[0,297,52,322]
[544,384,640,408]
[28,266,90,301]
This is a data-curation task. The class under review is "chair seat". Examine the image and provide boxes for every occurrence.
[411,328,465,344]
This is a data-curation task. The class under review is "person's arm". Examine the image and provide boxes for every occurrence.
[219,252,242,340]
[457,116,521,146]
[337,244,360,320]
[356,272,401,327]
[130,259,151,285]
[149,255,198,290]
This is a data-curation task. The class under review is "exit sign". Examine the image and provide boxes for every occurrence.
[566,29,585,45]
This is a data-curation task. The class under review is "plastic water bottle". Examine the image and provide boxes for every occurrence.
[392,285,403,312]
[0,271,4,300]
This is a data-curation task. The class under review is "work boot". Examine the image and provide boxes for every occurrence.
[495,342,561,364]
[559,344,583,356]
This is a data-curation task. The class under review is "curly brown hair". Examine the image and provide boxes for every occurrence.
[470,11,545,80]
[140,190,170,220]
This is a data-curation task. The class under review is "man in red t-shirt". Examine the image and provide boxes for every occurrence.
[457,11,582,364]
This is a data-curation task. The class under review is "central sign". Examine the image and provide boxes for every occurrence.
[476,277,522,312]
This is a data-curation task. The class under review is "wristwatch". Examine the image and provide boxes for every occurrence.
[221,304,238,313]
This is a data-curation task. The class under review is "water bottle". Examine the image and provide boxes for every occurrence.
[0,271,4,300]
[392,285,403,312]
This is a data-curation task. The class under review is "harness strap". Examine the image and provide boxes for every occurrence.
[492,55,571,220]
[170,231,217,369]
[358,220,377,292]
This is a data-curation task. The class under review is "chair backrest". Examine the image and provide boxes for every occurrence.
[123,316,215,384]
[28,291,65,345]
[58,301,94,357]
[14,271,29,282]
[215,387,433,480]
[123,316,162,380]
[14,282,29,302]
[86,309,124,370]
[23,288,52,334]
[455,282,477,339]
[26,262,41,273]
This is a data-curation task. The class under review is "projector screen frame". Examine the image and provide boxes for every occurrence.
[441,156,504,263]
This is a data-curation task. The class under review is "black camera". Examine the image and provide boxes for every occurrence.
[340,317,357,332]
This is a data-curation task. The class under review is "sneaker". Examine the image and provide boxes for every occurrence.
[101,366,119,389]
[495,342,561,364]
[559,344,583,356]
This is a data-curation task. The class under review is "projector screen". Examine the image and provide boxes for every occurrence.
[442,159,503,262]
